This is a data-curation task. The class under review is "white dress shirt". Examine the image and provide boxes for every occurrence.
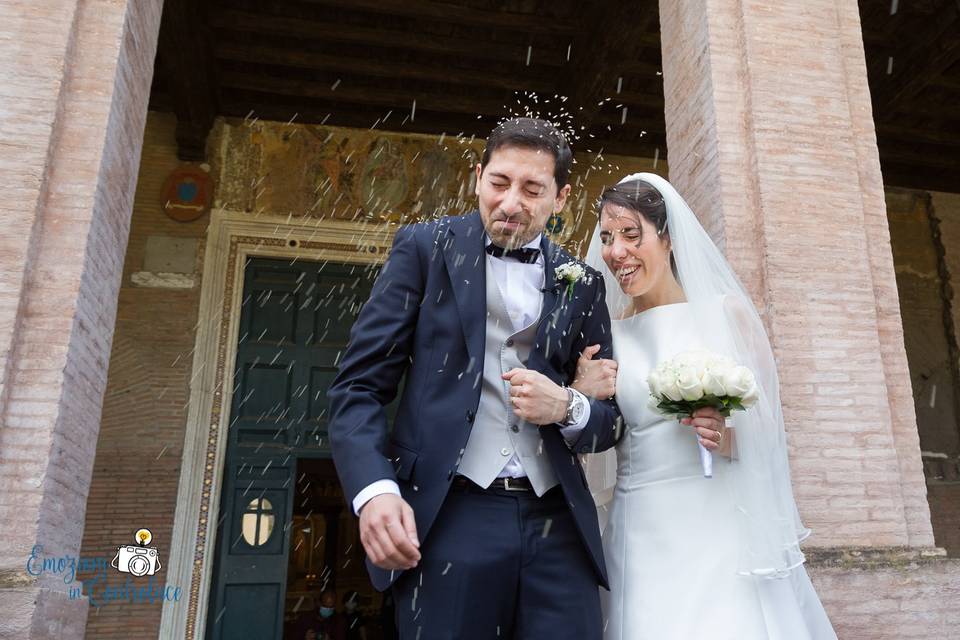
[352,234,591,514]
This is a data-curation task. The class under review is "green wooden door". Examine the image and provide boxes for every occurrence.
[207,257,380,640]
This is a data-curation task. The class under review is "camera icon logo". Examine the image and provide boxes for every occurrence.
[111,528,162,577]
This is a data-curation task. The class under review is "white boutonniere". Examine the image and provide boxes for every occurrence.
[554,261,587,301]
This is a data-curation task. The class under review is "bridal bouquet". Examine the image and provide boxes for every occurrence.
[647,350,759,477]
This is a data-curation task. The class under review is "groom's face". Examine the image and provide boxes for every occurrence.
[475,146,570,248]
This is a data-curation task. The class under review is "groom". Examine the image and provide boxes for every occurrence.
[328,118,621,639]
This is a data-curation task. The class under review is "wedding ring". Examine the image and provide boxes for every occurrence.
[716,429,724,443]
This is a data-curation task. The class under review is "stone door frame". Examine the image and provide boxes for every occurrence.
[159,210,394,639]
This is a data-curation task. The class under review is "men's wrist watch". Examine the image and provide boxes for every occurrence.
[561,387,585,426]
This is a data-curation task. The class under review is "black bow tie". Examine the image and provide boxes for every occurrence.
[485,244,541,264]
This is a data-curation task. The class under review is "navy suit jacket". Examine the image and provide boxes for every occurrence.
[328,211,622,591]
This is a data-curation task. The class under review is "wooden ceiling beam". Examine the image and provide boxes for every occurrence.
[218,82,662,129]
[874,0,960,120]
[621,59,664,76]
[218,94,503,138]
[157,0,218,160]
[879,161,960,194]
[613,90,665,111]
[564,1,661,128]
[219,72,510,117]
[876,122,960,147]
[210,10,568,69]
[883,101,960,120]
[933,75,960,91]
[878,149,960,173]
[213,41,558,94]
[296,0,579,36]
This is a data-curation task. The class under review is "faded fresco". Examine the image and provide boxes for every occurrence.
[209,118,660,253]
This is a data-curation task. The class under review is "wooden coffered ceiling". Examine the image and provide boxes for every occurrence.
[861,0,960,193]
[150,0,959,194]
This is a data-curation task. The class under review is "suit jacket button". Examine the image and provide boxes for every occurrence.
[510,425,520,433]
[466,410,475,422]
[505,338,514,347]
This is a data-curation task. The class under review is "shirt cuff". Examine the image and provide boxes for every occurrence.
[559,388,592,443]
[352,479,401,515]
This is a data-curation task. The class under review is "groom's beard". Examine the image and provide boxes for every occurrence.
[485,215,545,249]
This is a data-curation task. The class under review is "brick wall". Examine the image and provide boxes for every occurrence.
[658,0,957,636]
[810,554,960,639]
[658,0,932,549]
[78,112,204,639]
[0,1,162,638]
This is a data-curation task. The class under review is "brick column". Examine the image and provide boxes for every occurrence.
[659,0,960,636]
[0,2,162,638]
[659,0,930,547]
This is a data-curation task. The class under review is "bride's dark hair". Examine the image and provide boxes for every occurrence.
[596,179,668,237]
[596,178,677,277]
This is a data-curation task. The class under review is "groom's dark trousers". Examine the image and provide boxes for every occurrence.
[392,480,602,639]
[328,212,622,639]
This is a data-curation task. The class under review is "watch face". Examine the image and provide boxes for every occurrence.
[569,396,584,423]
[572,402,584,422]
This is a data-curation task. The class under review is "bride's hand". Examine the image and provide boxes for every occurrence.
[681,407,732,454]
[572,344,618,400]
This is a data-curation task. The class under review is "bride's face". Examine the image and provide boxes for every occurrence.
[599,204,672,297]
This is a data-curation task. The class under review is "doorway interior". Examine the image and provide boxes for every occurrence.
[205,255,394,640]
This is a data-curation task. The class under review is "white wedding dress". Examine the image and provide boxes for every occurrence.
[599,302,836,640]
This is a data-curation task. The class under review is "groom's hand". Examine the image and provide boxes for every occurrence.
[503,368,568,425]
[358,494,421,570]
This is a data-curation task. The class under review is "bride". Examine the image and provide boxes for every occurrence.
[572,173,837,639]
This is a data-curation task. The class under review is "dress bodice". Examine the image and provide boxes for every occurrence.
[611,303,717,486]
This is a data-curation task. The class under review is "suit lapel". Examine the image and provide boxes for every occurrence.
[535,236,564,355]
[441,211,486,364]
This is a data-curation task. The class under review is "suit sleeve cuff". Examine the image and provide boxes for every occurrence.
[352,479,401,515]
[559,388,591,443]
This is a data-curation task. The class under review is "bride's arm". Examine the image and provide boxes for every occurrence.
[571,344,618,400]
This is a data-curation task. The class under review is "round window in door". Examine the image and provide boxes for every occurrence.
[241,497,275,546]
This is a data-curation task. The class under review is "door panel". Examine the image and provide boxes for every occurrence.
[207,258,384,640]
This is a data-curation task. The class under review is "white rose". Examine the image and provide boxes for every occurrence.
[722,365,755,398]
[700,365,728,397]
[658,367,683,401]
[676,364,705,401]
[741,382,760,407]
